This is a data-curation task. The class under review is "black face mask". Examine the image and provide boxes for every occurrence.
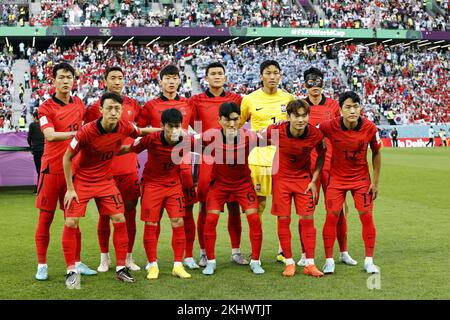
[305,75,324,89]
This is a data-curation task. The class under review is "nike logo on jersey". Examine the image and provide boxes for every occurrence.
[256,108,264,111]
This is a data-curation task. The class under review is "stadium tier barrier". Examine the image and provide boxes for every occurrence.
[1,27,449,40]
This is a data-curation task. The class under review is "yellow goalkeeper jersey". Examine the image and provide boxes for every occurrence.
[240,88,295,166]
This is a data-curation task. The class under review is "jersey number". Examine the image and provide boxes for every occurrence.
[68,124,79,131]
[110,193,123,207]
[101,151,114,161]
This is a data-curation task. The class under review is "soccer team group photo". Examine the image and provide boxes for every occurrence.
[0,0,449,301]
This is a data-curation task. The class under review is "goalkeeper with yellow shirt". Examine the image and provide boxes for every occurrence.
[239,60,295,264]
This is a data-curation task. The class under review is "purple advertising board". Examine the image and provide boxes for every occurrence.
[421,31,450,41]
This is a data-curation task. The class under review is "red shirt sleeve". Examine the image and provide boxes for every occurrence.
[319,120,331,138]
[137,101,152,127]
[84,102,101,123]
[130,134,149,154]
[188,97,197,129]
[38,103,54,132]
[369,125,382,152]
[133,99,140,123]
[69,127,86,155]
[124,120,141,138]
[314,130,326,156]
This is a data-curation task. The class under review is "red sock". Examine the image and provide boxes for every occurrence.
[62,225,77,269]
[75,227,81,262]
[155,212,163,243]
[197,204,206,250]
[183,206,195,258]
[277,217,292,259]
[97,215,110,254]
[227,203,242,249]
[143,224,158,263]
[300,219,316,259]
[124,207,137,253]
[298,220,305,254]
[337,210,348,252]
[246,213,263,260]
[172,225,186,262]
[35,210,54,264]
[112,222,129,266]
[204,214,219,260]
[359,213,376,257]
[323,214,339,258]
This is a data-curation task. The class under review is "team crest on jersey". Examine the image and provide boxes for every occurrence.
[255,184,261,192]
[281,104,287,113]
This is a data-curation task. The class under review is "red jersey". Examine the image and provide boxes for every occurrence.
[38,94,86,174]
[319,117,382,188]
[130,131,184,187]
[138,94,193,130]
[306,95,340,127]
[264,121,326,179]
[69,119,141,183]
[190,90,242,132]
[85,95,141,176]
[194,128,262,187]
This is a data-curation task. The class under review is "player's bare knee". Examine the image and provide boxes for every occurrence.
[65,218,79,228]
[299,215,313,220]
[358,210,372,216]
[145,221,158,227]
[110,213,126,223]
[245,209,258,216]
[171,218,184,227]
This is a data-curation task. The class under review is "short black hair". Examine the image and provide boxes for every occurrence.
[205,62,226,76]
[161,108,183,125]
[260,60,281,75]
[159,65,180,80]
[219,102,240,118]
[286,99,310,116]
[304,67,324,80]
[100,91,123,108]
[52,62,75,78]
[339,91,361,108]
[104,66,124,79]
[33,110,39,119]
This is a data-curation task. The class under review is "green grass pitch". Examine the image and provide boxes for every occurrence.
[0,148,449,299]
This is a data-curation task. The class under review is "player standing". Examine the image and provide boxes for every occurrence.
[239,60,295,264]
[190,62,247,266]
[320,91,381,274]
[197,102,264,275]
[35,62,96,281]
[266,100,325,277]
[298,67,356,267]
[62,92,158,289]
[137,65,198,270]
[123,108,192,280]
[85,66,142,272]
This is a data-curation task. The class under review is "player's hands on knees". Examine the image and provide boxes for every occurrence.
[305,182,318,203]
[64,189,79,209]
[367,183,378,200]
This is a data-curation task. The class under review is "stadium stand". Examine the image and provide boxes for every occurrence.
[17,0,448,30]
[28,41,191,107]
